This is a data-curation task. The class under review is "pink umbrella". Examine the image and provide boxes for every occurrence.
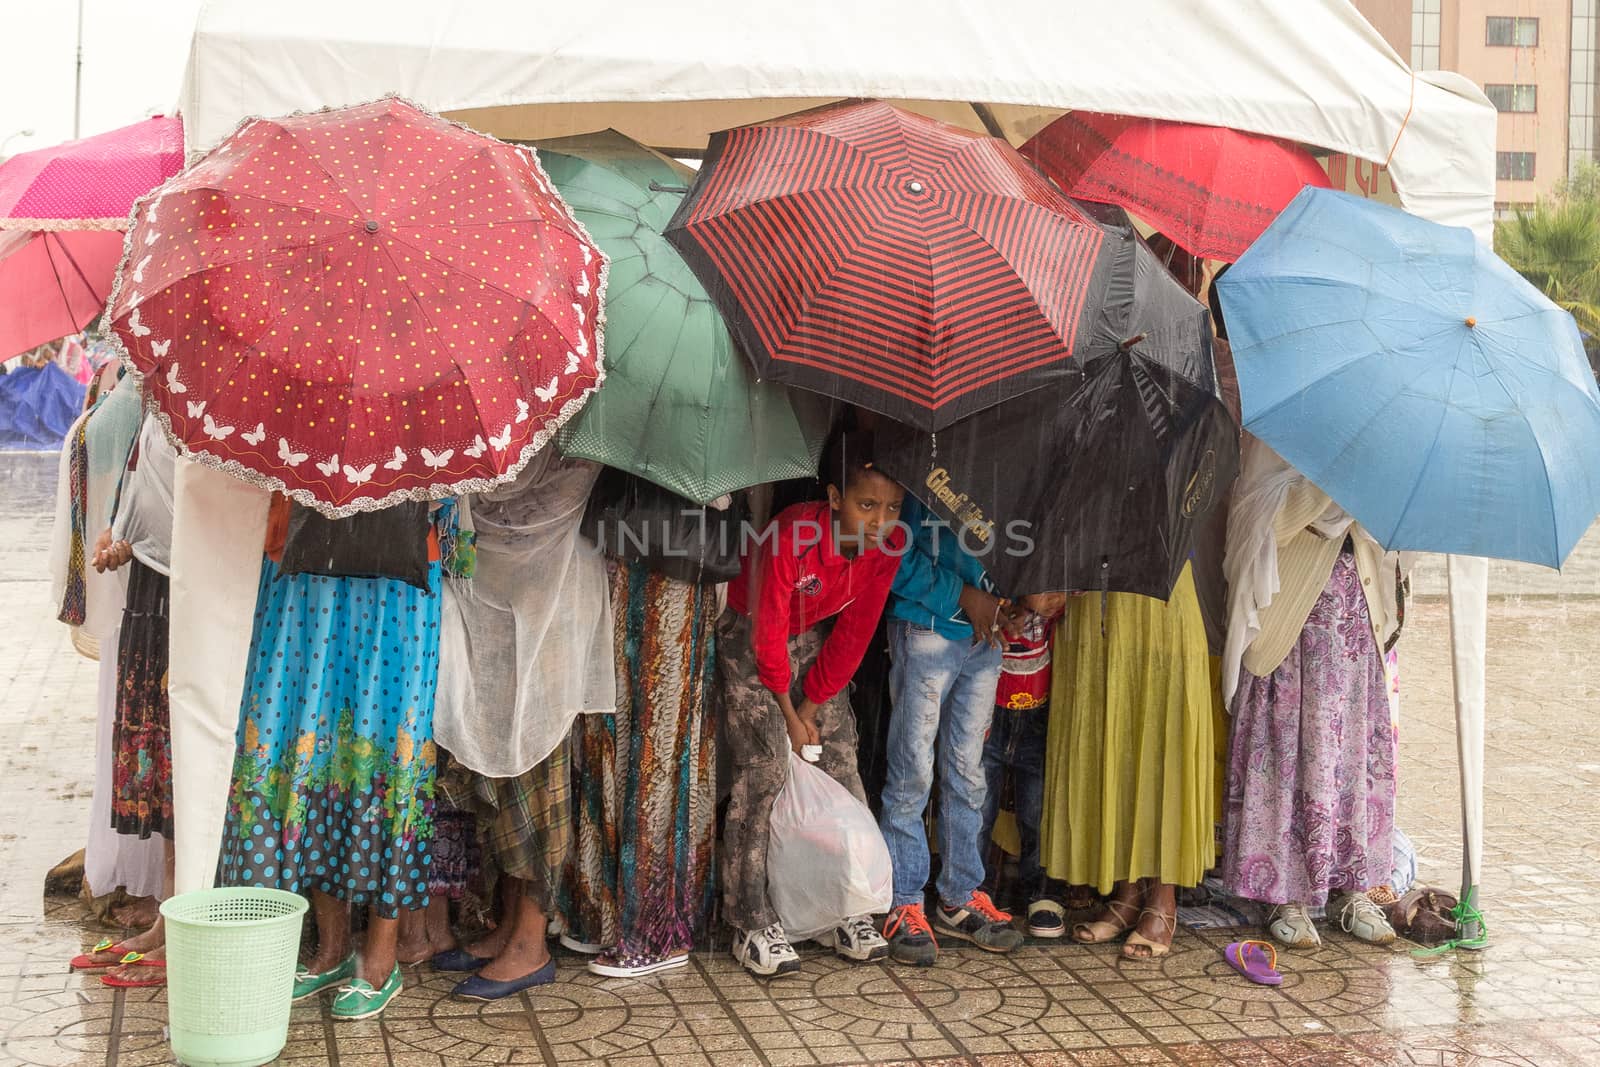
[0,116,183,359]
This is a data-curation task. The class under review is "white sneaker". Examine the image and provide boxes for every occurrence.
[1267,903,1322,949]
[732,924,801,978]
[1333,892,1397,945]
[817,916,889,962]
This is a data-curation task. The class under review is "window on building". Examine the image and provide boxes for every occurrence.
[1497,151,1537,180]
[1484,84,1538,111]
[1487,16,1540,46]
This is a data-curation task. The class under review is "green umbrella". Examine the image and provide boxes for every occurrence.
[540,131,832,504]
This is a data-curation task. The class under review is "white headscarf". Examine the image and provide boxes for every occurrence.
[1220,437,1307,704]
[434,449,616,777]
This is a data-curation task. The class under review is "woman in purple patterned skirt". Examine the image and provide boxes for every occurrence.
[1220,437,1406,951]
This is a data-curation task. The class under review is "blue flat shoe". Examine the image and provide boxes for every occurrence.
[452,958,557,1001]
[430,947,492,972]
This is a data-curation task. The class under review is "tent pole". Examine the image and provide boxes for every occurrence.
[73,0,85,139]
[1446,554,1488,948]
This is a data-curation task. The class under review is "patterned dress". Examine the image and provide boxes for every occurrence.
[1221,550,1397,906]
[110,559,173,840]
[562,559,719,958]
[218,507,452,918]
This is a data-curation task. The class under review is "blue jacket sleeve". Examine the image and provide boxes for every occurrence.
[890,500,968,624]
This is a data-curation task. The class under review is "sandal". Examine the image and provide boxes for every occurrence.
[1123,907,1177,960]
[1224,940,1283,985]
[101,953,167,989]
[70,939,130,971]
[1072,897,1138,944]
[1026,899,1067,939]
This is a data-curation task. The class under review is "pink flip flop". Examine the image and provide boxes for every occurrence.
[1224,940,1283,985]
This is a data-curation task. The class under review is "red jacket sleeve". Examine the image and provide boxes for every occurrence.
[801,541,903,705]
[750,522,797,696]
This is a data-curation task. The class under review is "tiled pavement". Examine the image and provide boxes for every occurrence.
[2,452,1599,1066]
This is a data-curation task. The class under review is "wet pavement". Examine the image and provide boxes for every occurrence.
[1,449,1598,1066]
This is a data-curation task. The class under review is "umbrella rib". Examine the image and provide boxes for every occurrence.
[280,125,368,220]
[380,230,582,346]
[918,193,1091,350]
[40,235,87,329]
[1381,358,1461,552]
[368,235,495,447]
[51,234,103,306]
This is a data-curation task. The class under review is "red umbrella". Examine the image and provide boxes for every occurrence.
[110,98,606,517]
[665,100,1117,431]
[0,116,183,359]
[1021,112,1332,262]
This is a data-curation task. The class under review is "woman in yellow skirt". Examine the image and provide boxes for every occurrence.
[1040,562,1214,959]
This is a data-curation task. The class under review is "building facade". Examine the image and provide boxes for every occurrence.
[1355,0,1597,212]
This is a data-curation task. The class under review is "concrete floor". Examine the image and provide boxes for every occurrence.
[1,450,1598,1066]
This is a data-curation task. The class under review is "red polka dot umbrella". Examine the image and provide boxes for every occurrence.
[108,97,607,517]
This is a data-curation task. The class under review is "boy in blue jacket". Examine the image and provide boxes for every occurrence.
[878,497,1024,965]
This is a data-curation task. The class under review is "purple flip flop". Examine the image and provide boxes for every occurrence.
[1224,940,1283,985]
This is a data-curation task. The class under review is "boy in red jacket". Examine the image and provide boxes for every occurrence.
[718,431,906,977]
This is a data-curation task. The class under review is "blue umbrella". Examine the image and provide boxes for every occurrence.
[1218,187,1600,568]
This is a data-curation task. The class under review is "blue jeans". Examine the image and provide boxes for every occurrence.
[880,621,1003,908]
[979,703,1048,901]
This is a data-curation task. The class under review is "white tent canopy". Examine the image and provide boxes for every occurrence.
[178,0,1495,234]
[166,0,1497,921]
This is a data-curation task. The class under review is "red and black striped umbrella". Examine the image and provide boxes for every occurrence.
[665,100,1118,431]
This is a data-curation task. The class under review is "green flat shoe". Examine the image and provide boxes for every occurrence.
[331,966,403,1021]
[292,955,355,1001]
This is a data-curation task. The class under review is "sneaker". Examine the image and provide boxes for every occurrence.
[935,891,1023,953]
[331,965,403,1021]
[559,933,604,955]
[292,954,356,1001]
[817,916,889,962]
[883,904,938,967]
[1333,891,1398,945]
[1267,903,1322,949]
[1026,899,1067,939]
[588,950,691,979]
[731,924,801,978]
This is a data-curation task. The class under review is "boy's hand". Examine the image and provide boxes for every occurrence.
[959,586,1008,648]
[777,693,822,755]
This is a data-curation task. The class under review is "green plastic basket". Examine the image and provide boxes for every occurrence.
[159,888,308,1067]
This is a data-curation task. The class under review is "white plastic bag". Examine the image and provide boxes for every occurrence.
[766,752,893,940]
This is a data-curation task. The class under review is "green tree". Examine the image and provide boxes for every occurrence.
[1495,160,1600,357]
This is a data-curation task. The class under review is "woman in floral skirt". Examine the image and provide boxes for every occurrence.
[219,496,454,1021]
[1220,436,1404,950]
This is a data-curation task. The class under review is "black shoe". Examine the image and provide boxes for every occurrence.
[935,891,1024,953]
[883,904,938,967]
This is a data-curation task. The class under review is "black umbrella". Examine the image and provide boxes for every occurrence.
[876,211,1239,599]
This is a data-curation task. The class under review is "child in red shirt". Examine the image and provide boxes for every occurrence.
[718,431,905,978]
[978,593,1069,937]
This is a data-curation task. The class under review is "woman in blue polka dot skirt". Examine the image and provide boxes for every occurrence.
[218,496,456,1021]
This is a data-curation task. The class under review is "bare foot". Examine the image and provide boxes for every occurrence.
[115,923,164,955]
[102,945,165,987]
[425,899,458,956]
[300,942,348,977]
[112,898,159,929]
[464,920,512,961]
[396,909,433,966]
